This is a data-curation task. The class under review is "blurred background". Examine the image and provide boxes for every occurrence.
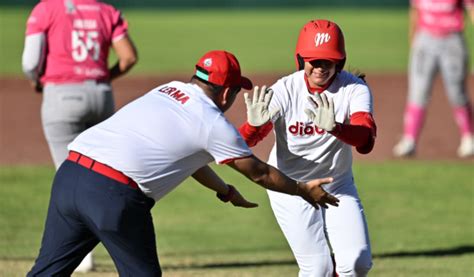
[0,0,473,276]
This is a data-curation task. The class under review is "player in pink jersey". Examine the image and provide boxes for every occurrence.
[239,20,376,276]
[21,0,137,272]
[393,0,474,157]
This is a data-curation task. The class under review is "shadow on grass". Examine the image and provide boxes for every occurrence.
[163,259,296,270]
[3,245,473,271]
[163,245,474,270]
[373,245,474,258]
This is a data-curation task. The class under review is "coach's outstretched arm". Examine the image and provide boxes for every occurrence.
[227,156,339,209]
[192,165,258,208]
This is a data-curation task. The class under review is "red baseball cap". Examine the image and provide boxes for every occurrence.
[195,50,253,90]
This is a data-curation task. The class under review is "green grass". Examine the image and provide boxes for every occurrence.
[120,8,414,74]
[2,7,473,76]
[0,7,407,75]
[1,162,473,276]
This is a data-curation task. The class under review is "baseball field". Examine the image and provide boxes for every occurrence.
[1,7,473,276]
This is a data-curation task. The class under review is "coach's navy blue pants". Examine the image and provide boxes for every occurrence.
[27,160,161,276]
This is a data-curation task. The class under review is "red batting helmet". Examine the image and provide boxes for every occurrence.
[295,19,346,71]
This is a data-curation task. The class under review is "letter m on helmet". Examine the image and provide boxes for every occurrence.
[314,33,331,47]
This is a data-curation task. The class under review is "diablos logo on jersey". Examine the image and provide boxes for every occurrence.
[289,121,325,136]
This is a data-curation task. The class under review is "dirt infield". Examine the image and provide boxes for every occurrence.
[1,73,473,165]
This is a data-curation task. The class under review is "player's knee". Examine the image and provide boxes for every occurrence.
[296,253,333,277]
[335,248,372,277]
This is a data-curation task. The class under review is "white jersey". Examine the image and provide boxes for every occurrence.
[267,70,373,191]
[69,81,252,201]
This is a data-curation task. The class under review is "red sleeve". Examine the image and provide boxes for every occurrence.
[329,112,377,154]
[238,121,273,147]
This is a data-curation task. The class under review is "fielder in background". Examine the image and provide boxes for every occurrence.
[27,50,339,276]
[393,0,474,158]
[239,20,376,276]
[21,0,138,272]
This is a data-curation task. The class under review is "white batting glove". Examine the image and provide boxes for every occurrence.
[304,93,336,132]
[243,85,280,127]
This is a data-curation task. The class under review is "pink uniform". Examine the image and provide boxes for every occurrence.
[394,0,474,158]
[412,0,473,36]
[25,0,128,83]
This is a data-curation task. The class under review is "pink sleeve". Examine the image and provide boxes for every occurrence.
[111,9,128,42]
[25,2,49,36]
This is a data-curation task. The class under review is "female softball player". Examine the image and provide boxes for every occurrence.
[393,0,474,158]
[239,19,376,276]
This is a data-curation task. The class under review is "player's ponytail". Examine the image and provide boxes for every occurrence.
[347,67,367,83]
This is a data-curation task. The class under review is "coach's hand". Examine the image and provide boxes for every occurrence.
[217,184,258,208]
[296,178,339,209]
[305,93,335,132]
[244,85,279,127]
[230,188,259,208]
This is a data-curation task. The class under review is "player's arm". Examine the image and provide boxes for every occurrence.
[227,155,339,209]
[109,35,138,81]
[22,2,48,93]
[239,121,273,147]
[238,86,279,147]
[21,33,46,93]
[191,165,258,208]
[408,4,418,44]
[467,2,474,25]
[329,112,377,154]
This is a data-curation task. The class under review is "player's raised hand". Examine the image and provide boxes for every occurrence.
[229,187,259,208]
[304,94,336,132]
[296,177,339,209]
[244,85,280,127]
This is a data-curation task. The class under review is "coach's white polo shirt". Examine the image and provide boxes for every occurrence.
[69,81,252,201]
